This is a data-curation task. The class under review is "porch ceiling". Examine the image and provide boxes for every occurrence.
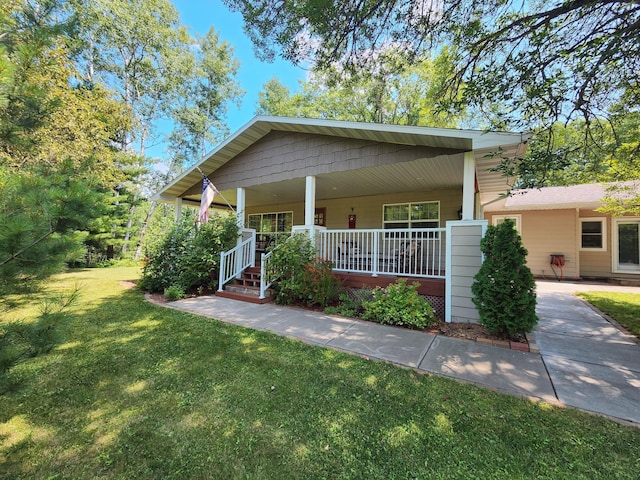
[154,116,529,208]
[210,152,466,207]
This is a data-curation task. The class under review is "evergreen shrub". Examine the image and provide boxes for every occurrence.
[471,219,538,336]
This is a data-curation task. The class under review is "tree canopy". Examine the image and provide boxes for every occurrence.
[257,50,464,127]
[226,0,640,130]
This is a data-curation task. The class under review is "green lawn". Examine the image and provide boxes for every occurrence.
[1,267,639,479]
[579,291,640,338]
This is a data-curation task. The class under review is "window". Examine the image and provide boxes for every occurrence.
[492,214,522,233]
[314,207,326,226]
[383,201,439,229]
[248,211,293,234]
[580,218,606,251]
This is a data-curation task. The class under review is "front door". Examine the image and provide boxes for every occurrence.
[614,219,640,273]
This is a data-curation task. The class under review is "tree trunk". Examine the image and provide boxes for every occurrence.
[134,201,157,260]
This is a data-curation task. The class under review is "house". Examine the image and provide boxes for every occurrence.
[153,116,530,322]
[484,182,640,283]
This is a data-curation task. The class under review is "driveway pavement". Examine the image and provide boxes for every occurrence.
[165,280,640,425]
[533,280,639,424]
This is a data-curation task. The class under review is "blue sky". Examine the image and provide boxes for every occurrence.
[172,0,307,131]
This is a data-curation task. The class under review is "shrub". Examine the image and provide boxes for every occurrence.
[139,213,239,294]
[268,234,341,308]
[471,219,538,337]
[324,288,374,317]
[164,284,186,301]
[362,278,436,329]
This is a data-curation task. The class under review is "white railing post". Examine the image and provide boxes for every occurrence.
[372,232,379,276]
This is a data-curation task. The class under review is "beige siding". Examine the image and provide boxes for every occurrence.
[209,131,455,192]
[245,188,463,229]
[486,210,580,280]
[578,210,612,278]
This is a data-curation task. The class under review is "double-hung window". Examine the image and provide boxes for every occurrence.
[580,218,606,251]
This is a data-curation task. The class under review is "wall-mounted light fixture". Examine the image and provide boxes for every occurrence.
[457,206,463,220]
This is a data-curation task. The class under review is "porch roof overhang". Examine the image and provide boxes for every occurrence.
[153,116,530,208]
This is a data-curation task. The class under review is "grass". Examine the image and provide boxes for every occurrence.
[1,267,639,479]
[578,291,640,338]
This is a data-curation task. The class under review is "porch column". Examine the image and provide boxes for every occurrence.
[462,151,475,220]
[305,175,316,242]
[175,197,183,223]
[236,187,246,233]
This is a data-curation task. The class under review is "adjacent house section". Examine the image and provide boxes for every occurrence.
[484,182,640,282]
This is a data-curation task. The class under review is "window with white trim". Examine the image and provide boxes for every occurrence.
[492,214,522,233]
[383,201,439,229]
[248,211,293,235]
[580,218,606,251]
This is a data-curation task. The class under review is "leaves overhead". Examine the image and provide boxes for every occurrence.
[227,0,640,129]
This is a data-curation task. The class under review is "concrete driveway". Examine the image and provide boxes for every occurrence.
[533,280,640,424]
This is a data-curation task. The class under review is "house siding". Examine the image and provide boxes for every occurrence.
[579,210,613,278]
[486,210,580,280]
[208,131,456,192]
[446,221,486,323]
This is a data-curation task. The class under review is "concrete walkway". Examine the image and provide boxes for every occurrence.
[166,280,639,425]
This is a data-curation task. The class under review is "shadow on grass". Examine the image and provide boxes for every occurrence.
[1,283,639,479]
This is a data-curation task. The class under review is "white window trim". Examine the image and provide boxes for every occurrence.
[579,217,607,252]
[247,211,294,234]
[612,217,640,274]
[382,201,440,228]
[492,214,522,233]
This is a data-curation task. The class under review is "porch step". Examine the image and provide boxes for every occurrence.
[215,288,272,304]
[215,266,273,304]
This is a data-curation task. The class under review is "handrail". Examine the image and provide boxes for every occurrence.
[218,231,256,291]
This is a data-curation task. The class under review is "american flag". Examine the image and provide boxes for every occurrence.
[198,177,216,224]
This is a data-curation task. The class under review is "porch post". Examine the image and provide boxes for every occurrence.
[305,175,316,242]
[236,187,246,234]
[462,151,475,220]
[175,197,183,223]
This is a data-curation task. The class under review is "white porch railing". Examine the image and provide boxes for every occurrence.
[316,228,446,278]
[218,229,256,291]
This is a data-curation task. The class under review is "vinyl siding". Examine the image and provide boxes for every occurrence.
[486,210,580,279]
[448,221,485,323]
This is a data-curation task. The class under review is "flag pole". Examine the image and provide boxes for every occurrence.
[195,166,236,214]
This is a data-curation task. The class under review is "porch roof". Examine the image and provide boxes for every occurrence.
[484,181,638,212]
[154,116,530,208]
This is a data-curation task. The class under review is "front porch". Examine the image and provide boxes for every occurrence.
[155,118,525,322]
[218,221,484,323]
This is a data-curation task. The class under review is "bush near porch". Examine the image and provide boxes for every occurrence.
[138,213,239,297]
